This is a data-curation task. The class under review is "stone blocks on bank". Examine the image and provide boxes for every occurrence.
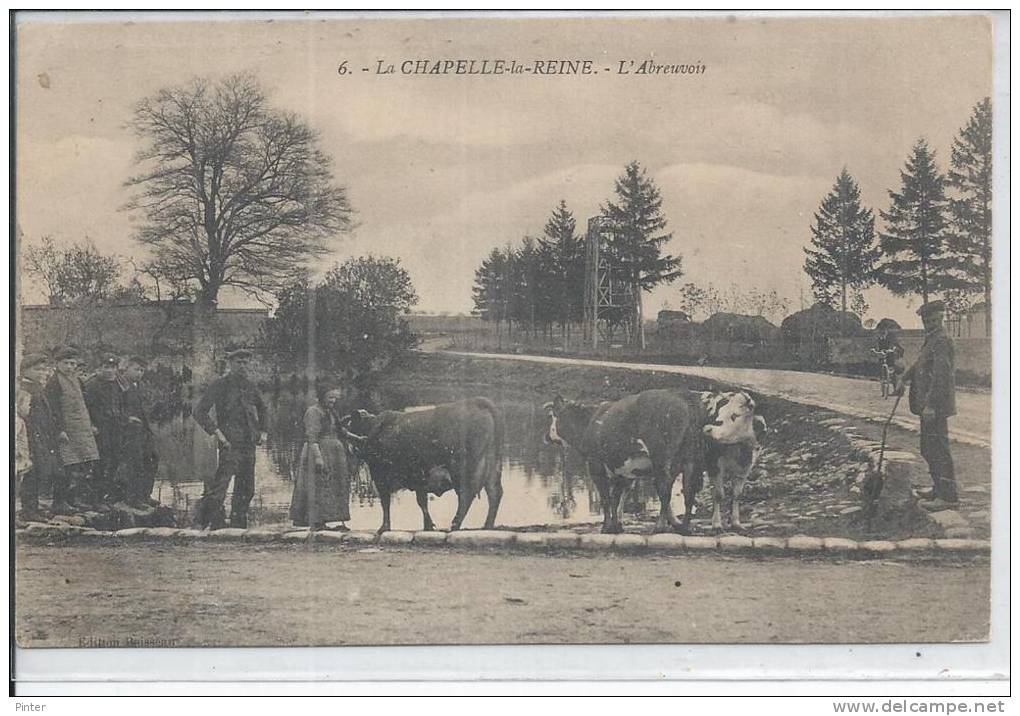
[413,530,450,546]
[17,518,991,558]
[579,534,616,550]
[647,533,685,551]
[447,530,515,547]
[821,537,857,553]
[934,538,989,553]
[718,535,754,552]
[786,535,823,552]
[379,531,414,545]
[209,528,248,541]
[752,537,787,554]
[545,531,581,549]
[683,536,718,551]
[612,534,647,550]
[146,527,181,539]
[114,527,149,538]
[244,529,282,543]
[513,532,547,548]
[859,540,897,555]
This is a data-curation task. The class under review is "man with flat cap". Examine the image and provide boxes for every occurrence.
[84,352,126,505]
[192,348,267,529]
[897,300,958,509]
[45,346,100,510]
[17,353,57,521]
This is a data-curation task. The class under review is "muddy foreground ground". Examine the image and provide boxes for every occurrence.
[16,541,989,647]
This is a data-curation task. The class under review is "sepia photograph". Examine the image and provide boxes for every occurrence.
[10,9,1006,690]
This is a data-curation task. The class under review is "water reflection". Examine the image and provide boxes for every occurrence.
[150,384,665,530]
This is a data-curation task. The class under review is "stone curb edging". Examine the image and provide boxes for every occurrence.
[15,526,990,558]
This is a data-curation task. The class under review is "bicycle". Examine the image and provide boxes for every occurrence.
[871,348,898,399]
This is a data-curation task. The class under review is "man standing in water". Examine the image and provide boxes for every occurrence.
[897,300,958,509]
[192,349,267,529]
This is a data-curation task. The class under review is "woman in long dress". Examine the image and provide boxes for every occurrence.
[289,386,351,530]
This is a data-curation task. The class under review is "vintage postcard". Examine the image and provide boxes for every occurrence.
[11,9,1005,682]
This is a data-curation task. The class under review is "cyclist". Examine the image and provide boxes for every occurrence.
[872,322,905,397]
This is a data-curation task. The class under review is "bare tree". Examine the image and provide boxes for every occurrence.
[123,72,353,379]
[23,235,134,305]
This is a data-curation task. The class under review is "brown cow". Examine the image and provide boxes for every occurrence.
[340,398,504,533]
[544,390,705,534]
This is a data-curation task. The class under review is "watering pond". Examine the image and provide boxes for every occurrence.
[149,385,672,531]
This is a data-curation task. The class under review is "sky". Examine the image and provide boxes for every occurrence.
[14,12,994,328]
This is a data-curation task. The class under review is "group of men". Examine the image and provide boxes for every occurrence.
[15,347,160,522]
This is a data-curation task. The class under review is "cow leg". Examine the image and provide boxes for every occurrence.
[482,480,503,530]
[653,473,676,534]
[606,476,627,534]
[710,468,725,535]
[590,460,614,534]
[415,489,436,531]
[681,469,705,534]
[378,487,393,535]
[450,486,475,532]
[731,476,746,532]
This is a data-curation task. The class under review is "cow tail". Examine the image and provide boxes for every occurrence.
[491,399,504,479]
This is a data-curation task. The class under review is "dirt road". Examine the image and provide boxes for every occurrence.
[441,351,991,447]
[15,542,989,647]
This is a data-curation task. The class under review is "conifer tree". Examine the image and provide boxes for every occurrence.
[601,161,683,348]
[803,168,881,315]
[946,97,993,334]
[877,139,960,303]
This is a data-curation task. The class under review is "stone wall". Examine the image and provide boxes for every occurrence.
[828,334,991,380]
[19,303,269,357]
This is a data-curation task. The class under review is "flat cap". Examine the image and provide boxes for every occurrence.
[20,353,49,370]
[53,346,80,361]
[916,300,946,317]
[225,348,254,360]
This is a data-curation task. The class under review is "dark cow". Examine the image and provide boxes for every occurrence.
[544,390,705,534]
[545,388,767,534]
[340,398,504,533]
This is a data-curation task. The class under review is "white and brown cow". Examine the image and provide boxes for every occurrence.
[696,390,768,533]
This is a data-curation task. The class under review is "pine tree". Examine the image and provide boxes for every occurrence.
[946,97,993,335]
[803,168,881,315]
[539,200,584,341]
[877,139,960,303]
[601,161,683,348]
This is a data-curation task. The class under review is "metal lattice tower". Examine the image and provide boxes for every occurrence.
[583,216,632,349]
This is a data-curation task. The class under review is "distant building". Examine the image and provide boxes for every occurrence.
[700,312,780,344]
[946,302,988,339]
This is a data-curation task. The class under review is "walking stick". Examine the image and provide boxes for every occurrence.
[863,390,902,518]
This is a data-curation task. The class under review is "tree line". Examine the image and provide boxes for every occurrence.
[804,98,992,334]
[471,161,682,347]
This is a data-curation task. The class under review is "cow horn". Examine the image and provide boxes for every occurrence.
[337,413,368,445]
[338,424,368,445]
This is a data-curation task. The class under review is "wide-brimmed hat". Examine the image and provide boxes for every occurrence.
[916,300,946,318]
[99,352,120,367]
